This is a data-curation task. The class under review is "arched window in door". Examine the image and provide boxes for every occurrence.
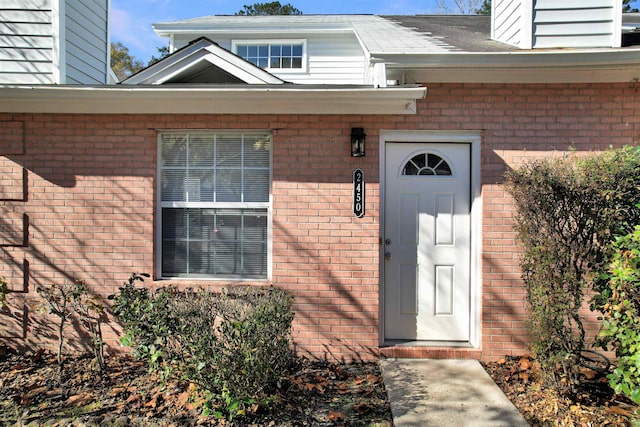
[402,153,452,176]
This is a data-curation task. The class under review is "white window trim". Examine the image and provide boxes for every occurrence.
[155,130,273,281]
[231,39,307,73]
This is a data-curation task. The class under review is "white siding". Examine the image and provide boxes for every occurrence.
[64,0,108,84]
[302,34,365,84]
[533,0,620,48]
[173,32,367,84]
[492,0,530,48]
[0,0,55,84]
[492,0,621,49]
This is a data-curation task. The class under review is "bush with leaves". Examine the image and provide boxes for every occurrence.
[109,273,177,367]
[110,278,295,419]
[172,286,295,418]
[594,226,640,410]
[505,146,640,391]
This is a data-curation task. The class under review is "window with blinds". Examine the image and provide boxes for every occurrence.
[158,132,271,279]
[233,39,306,72]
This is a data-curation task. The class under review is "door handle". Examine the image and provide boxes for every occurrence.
[385,252,392,260]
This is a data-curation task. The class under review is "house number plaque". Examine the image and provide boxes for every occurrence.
[353,169,365,218]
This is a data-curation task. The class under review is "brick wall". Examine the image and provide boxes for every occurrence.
[1,83,639,361]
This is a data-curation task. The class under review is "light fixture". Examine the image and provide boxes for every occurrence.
[350,127,366,157]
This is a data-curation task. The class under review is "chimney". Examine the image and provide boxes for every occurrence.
[491,0,622,49]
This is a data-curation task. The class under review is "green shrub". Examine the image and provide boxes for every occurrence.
[110,278,295,419]
[505,146,640,390]
[595,226,640,407]
[109,273,175,366]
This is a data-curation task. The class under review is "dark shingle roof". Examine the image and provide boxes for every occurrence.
[386,14,640,51]
[382,15,515,52]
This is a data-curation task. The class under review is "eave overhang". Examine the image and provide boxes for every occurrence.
[0,85,426,115]
[378,49,640,83]
[153,22,356,37]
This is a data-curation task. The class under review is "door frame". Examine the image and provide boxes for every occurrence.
[379,130,482,348]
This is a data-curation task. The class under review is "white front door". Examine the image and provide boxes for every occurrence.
[384,142,471,342]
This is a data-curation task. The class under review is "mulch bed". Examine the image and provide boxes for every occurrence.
[0,348,392,426]
[3,346,640,426]
[483,355,639,426]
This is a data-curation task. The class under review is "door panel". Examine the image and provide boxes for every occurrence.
[384,143,471,341]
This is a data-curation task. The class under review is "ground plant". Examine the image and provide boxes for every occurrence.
[110,276,296,420]
[505,146,640,392]
[595,225,640,419]
[109,272,172,367]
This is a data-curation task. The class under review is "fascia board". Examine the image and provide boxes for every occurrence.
[401,66,640,83]
[0,86,426,115]
[153,24,353,38]
[378,49,640,69]
[380,49,640,83]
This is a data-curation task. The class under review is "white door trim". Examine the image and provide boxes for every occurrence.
[379,130,482,348]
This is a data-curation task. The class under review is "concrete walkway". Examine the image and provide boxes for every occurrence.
[380,359,530,427]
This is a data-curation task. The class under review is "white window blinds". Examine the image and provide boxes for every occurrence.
[159,132,271,279]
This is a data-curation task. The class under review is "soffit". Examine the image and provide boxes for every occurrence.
[0,85,427,115]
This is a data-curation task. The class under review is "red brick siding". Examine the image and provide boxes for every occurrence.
[0,83,639,360]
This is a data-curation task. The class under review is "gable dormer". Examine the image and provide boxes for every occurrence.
[153,16,369,85]
[492,0,622,49]
[120,37,285,85]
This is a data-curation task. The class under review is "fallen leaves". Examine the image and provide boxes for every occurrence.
[484,355,639,426]
[66,393,93,407]
[608,404,634,417]
[144,391,163,409]
[282,362,392,425]
[0,351,393,426]
[328,410,345,422]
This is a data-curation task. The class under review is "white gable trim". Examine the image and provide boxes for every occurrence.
[121,38,284,85]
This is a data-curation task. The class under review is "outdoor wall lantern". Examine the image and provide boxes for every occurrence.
[350,127,366,157]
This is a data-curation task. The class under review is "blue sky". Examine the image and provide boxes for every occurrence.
[111,0,639,63]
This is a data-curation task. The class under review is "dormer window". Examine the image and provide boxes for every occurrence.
[233,40,306,72]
